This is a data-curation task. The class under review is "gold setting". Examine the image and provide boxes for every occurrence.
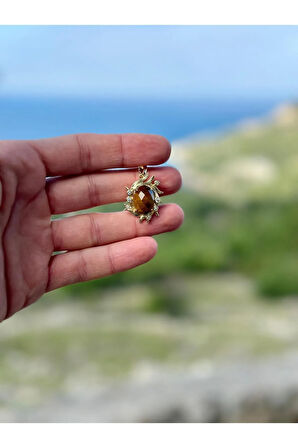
[124,166,163,222]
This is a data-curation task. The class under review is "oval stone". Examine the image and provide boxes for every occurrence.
[132,186,155,214]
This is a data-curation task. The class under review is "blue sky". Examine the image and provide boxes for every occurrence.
[0,26,298,99]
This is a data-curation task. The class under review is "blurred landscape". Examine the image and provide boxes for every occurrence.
[3,103,298,421]
[2,25,298,422]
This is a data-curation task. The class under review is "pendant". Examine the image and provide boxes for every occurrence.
[124,166,163,222]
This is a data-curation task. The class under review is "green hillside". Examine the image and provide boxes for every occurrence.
[178,103,298,204]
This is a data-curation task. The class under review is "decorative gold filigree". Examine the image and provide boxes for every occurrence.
[124,166,163,222]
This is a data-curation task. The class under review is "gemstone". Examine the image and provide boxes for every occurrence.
[132,186,155,214]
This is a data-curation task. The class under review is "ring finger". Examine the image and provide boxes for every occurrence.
[52,203,184,251]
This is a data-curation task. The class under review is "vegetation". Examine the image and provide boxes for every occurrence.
[62,193,298,302]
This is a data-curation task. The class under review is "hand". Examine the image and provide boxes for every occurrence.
[0,134,183,321]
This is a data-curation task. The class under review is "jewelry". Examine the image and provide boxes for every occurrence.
[124,166,163,222]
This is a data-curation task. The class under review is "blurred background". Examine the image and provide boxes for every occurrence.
[2,26,298,422]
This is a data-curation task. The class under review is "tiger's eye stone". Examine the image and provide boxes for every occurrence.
[132,186,155,214]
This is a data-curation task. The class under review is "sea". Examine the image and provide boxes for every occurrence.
[0,96,280,142]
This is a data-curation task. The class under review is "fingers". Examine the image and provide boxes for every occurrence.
[32,133,171,176]
[47,166,182,214]
[47,236,157,291]
[52,204,184,251]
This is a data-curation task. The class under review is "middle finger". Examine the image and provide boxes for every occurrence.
[47,166,182,214]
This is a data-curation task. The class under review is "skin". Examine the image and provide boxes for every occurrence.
[0,133,183,322]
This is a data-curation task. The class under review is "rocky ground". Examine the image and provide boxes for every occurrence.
[1,274,298,422]
[9,351,298,423]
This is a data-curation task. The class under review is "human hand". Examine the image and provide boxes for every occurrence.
[0,134,183,321]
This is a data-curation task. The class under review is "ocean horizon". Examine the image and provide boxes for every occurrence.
[0,96,281,142]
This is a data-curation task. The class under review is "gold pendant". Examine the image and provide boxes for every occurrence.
[124,166,163,222]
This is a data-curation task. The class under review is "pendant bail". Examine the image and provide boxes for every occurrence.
[138,165,147,177]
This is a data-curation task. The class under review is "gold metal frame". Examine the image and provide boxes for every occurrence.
[124,166,163,222]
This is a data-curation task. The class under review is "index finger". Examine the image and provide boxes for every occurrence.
[30,133,171,176]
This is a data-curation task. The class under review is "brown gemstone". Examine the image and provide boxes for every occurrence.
[132,186,155,214]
